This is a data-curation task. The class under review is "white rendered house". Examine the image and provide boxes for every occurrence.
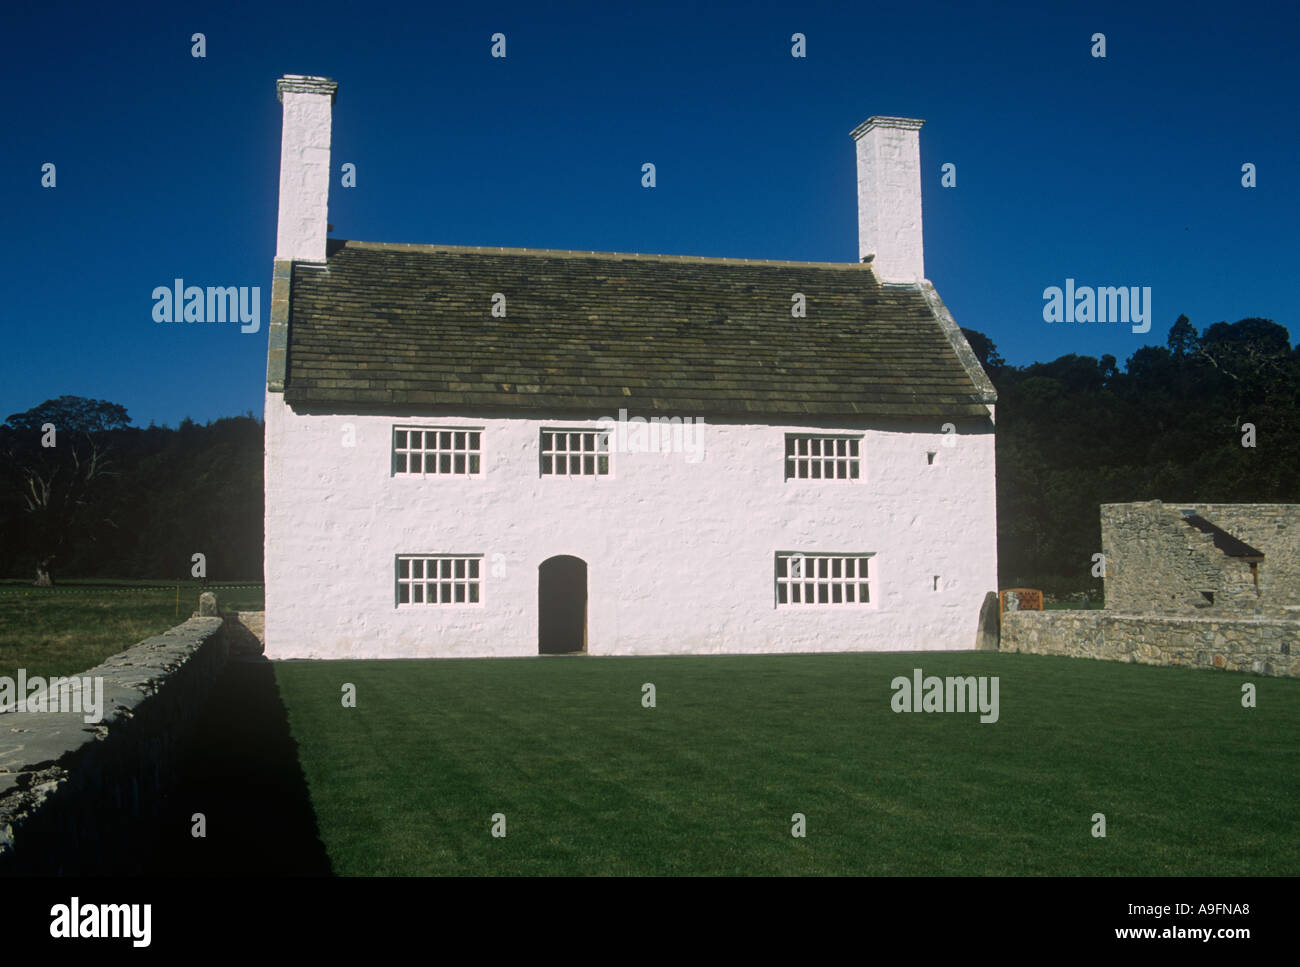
[264,75,998,659]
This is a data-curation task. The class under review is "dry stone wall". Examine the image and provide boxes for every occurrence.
[1001,610,1299,678]
[0,615,232,875]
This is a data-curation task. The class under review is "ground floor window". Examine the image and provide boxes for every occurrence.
[775,552,874,605]
[397,555,482,605]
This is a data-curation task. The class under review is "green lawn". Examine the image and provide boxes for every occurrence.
[0,580,263,680]
[273,652,1299,876]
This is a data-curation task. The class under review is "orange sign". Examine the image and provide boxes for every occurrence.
[999,588,1043,615]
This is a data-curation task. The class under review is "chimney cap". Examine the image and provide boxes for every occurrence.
[277,74,338,104]
[850,115,925,140]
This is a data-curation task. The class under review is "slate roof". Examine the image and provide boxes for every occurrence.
[277,240,996,420]
[1178,511,1266,560]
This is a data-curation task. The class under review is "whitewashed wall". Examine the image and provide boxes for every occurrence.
[264,394,997,659]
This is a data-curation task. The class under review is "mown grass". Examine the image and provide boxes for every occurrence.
[0,580,263,680]
[274,651,1299,876]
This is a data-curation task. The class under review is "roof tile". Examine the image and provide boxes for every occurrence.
[282,240,996,420]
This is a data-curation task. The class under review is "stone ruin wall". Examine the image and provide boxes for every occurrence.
[1002,502,1300,677]
[1102,502,1266,615]
[1189,503,1300,612]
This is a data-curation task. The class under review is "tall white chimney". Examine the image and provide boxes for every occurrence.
[275,75,338,263]
[850,116,925,283]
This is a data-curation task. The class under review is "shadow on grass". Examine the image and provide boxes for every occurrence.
[144,657,332,875]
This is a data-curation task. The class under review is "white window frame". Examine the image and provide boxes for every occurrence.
[775,552,876,607]
[540,428,611,477]
[392,426,483,477]
[396,554,484,606]
[784,434,863,481]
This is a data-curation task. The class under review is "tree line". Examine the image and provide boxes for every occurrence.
[0,399,262,583]
[968,315,1299,598]
[1,314,1295,590]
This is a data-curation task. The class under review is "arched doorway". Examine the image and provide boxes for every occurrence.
[538,556,587,654]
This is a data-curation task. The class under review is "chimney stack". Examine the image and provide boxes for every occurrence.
[850,116,925,283]
[275,75,338,263]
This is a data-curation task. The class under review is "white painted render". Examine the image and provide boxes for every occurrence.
[852,116,926,283]
[264,395,998,659]
[275,82,334,263]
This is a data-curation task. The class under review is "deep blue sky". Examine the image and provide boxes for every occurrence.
[4,0,1297,428]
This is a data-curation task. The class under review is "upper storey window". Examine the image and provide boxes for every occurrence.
[541,430,610,476]
[785,434,861,480]
[393,427,482,476]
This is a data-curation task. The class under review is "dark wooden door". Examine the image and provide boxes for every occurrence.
[539,556,587,654]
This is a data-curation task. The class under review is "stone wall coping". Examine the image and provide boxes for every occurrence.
[1002,610,1300,627]
[0,615,228,870]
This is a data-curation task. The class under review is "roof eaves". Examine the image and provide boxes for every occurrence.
[918,280,998,405]
[266,259,293,392]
